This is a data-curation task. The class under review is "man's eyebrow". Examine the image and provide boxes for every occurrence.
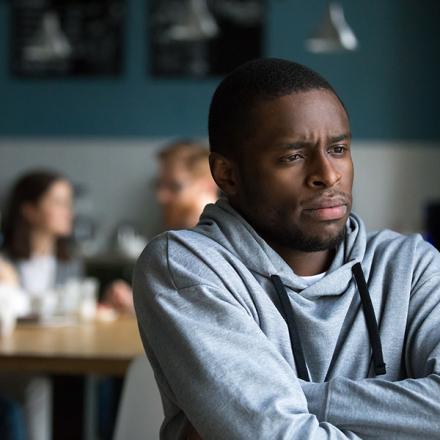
[329,132,352,143]
[275,132,352,150]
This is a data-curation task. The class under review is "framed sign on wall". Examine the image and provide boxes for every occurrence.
[149,0,265,77]
[11,0,125,77]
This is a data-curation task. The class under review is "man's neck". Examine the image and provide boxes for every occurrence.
[267,241,334,276]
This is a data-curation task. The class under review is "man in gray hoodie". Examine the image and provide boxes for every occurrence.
[133,58,440,439]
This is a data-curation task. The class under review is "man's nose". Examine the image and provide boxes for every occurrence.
[305,152,341,189]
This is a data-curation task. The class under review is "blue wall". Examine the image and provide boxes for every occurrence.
[1,0,439,139]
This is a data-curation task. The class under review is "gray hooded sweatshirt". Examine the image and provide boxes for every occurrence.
[133,198,440,439]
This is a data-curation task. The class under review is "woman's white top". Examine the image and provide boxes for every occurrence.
[17,255,56,297]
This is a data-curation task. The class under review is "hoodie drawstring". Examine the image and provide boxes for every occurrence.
[271,263,386,382]
[351,263,387,376]
[271,274,311,382]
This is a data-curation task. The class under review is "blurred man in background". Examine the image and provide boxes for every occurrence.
[155,140,219,230]
[103,139,219,313]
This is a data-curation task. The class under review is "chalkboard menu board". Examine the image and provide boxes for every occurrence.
[11,0,125,77]
[150,0,265,77]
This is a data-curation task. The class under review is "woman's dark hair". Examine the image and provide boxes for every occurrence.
[1,170,73,261]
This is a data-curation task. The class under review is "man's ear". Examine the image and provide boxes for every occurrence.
[209,152,239,197]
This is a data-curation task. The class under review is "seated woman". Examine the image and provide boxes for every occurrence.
[0,169,134,440]
[0,169,79,440]
[1,169,81,300]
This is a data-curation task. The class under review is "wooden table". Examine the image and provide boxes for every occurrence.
[0,316,144,376]
[0,316,145,439]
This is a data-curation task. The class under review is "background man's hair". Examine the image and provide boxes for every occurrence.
[158,139,211,179]
[208,58,346,158]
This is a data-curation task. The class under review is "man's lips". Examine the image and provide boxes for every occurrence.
[302,198,348,221]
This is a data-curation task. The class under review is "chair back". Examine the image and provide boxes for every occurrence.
[113,355,163,440]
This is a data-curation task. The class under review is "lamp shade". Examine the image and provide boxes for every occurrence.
[306,2,358,53]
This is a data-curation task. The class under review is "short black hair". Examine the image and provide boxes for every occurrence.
[208,58,346,157]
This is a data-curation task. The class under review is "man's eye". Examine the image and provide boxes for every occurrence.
[281,153,303,162]
[330,145,346,154]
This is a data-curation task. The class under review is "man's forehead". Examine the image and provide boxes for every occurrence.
[247,91,347,132]
[259,88,344,110]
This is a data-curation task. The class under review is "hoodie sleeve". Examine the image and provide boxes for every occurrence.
[133,235,361,440]
[301,271,440,440]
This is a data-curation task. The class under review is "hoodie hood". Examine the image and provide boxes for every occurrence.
[195,198,382,381]
[195,198,367,297]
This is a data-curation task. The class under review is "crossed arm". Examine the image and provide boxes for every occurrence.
[299,274,440,439]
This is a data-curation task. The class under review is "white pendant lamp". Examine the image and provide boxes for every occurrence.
[164,0,219,42]
[306,1,358,53]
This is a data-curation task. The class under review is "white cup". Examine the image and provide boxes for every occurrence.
[56,279,82,316]
[78,278,98,321]
[31,293,57,320]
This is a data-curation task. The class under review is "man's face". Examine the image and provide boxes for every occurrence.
[231,89,353,252]
[156,162,213,229]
